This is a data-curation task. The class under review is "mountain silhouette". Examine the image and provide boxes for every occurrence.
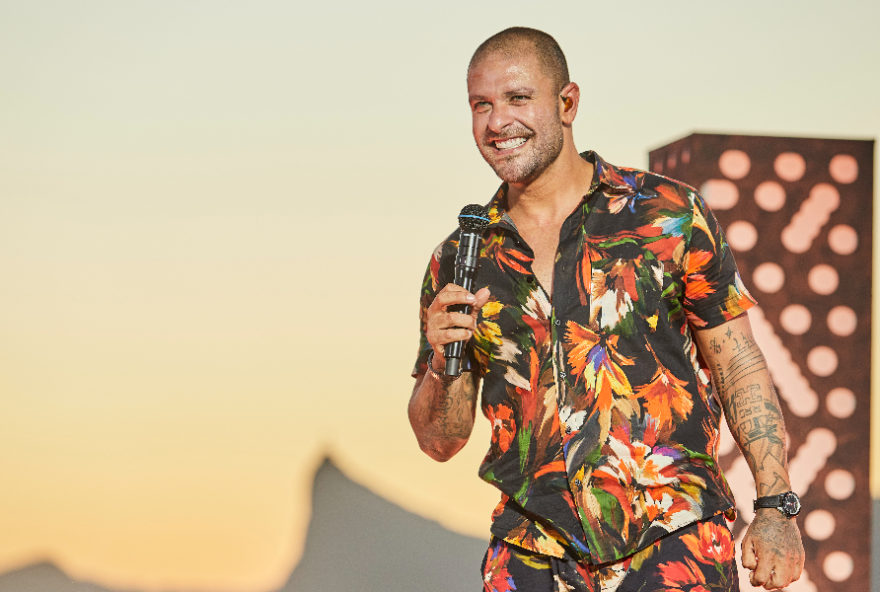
[281,457,488,591]
[0,561,138,592]
[0,458,488,592]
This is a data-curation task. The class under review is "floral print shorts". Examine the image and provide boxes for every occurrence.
[481,513,738,592]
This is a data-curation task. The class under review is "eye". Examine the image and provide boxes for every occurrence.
[510,95,530,103]
[472,101,491,113]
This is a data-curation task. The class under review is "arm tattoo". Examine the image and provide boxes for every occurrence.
[433,378,478,439]
[711,327,790,495]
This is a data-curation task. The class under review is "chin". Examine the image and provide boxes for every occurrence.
[493,161,542,184]
[495,169,535,184]
[483,154,538,184]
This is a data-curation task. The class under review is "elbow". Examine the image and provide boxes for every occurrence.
[418,438,465,462]
[407,400,470,462]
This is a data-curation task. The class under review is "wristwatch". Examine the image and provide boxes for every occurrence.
[754,491,801,518]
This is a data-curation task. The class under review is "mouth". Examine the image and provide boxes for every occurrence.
[491,136,528,153]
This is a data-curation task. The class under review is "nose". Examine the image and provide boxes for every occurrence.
[487,102,514,135]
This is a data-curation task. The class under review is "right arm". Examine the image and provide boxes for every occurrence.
[408,284,490,462]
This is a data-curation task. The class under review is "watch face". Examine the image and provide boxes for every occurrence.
[782,492,801,516]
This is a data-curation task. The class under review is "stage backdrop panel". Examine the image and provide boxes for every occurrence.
[649,134,873,591]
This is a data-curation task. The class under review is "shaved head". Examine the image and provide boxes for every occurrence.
[469,27,570,94]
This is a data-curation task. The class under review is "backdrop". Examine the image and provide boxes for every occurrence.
[0,2,878,592]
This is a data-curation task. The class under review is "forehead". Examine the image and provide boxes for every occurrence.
[467,50,551,94]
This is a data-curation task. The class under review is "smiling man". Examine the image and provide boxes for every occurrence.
[408,27,804,592]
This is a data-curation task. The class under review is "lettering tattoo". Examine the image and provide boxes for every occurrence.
[729,383,761,424]
[708,326,789,496]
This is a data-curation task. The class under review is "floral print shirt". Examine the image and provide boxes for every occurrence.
[413,152,756,564]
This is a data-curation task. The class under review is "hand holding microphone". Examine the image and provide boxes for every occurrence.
[425,205,490,378]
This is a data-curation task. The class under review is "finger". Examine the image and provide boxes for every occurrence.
[473,287,492,309]
[752,551,774,589]
[428,311,477,337]
[428,325,473,348]
[749,567,767,588]
[741,534,757,570]
[443,311,478,330]
[766,567,788,591]
[774,555,802,590]
[434,327,473,345]
[432,288,476,310]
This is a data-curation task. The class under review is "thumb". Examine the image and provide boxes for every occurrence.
[473,287,492,312]
[741,532,757,570]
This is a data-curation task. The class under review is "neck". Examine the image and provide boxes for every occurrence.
[506,141,594,223]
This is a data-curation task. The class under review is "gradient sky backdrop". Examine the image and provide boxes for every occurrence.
[1,1,878,591]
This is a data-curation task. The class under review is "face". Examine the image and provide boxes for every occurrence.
[467,51,564,184]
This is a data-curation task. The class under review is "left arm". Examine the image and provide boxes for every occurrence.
[695,313,805,590]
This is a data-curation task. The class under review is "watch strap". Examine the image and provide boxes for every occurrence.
[754,491,800,517]
[754,494,784,510]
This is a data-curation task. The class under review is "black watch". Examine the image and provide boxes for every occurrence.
[754,491,801,518]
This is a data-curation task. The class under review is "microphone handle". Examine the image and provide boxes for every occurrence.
[445,229,482,376]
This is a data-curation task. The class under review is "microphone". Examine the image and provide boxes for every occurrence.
[445,204,490,376]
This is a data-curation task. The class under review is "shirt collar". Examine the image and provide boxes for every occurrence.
[484,151,634,230]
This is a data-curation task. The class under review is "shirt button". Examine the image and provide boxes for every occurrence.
[574,479,582,487]
[555,319,561,326]
[560,372,566,378]
[565,426,572,434]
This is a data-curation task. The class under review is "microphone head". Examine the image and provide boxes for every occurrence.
[458,204,490,232]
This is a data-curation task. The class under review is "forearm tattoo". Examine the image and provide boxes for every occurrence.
[412,367,480,451]
[432,378,478,440]
[711,327,789,496]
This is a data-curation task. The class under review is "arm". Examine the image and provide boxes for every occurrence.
[408,284,491,462]
[695,313,804,590]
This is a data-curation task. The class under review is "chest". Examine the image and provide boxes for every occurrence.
[516,223,563,297]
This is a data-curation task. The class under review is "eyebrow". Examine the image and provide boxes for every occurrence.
[503,87,536,98]
[468,87,537,103]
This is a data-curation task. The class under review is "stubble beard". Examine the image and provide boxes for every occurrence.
[480,116,565,185]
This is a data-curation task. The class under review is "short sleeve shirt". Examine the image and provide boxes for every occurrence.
[413,152,757,565]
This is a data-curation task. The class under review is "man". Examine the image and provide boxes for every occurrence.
[408,27,804,592]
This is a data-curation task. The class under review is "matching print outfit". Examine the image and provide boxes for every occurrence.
[414,152,754,590]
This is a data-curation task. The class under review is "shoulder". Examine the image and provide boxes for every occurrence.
[607,159,703,217]
[635,164,699,202]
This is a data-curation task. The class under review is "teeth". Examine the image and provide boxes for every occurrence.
[496,137,526,150]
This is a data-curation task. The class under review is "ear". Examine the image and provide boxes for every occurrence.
[558,82,581,125]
